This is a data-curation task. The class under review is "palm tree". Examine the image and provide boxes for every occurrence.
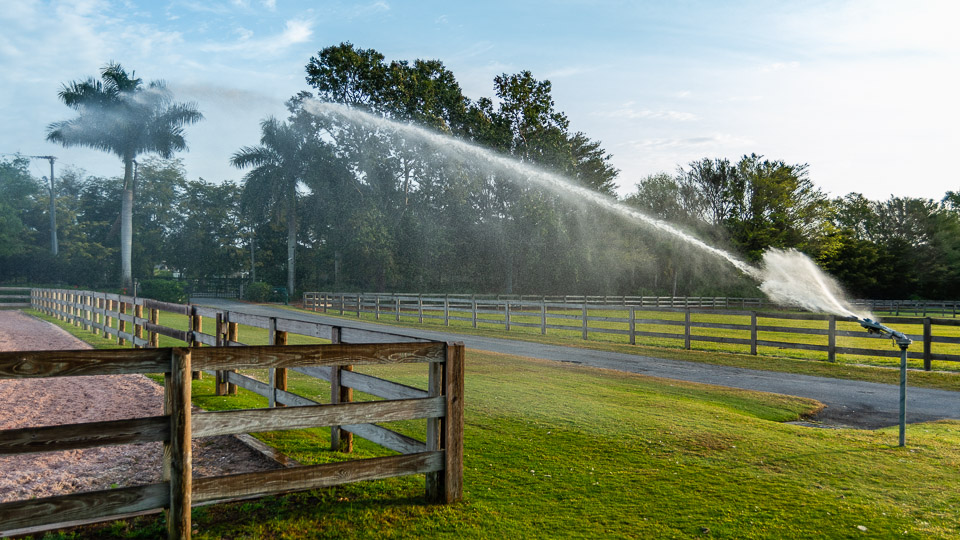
[231,118,311,296]
[47,62,203,289]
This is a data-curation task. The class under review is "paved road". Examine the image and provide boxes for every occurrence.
[195,298,960,429]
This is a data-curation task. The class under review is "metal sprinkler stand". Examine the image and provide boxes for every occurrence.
[860,318,913,447]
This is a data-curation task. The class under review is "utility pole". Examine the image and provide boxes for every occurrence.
[30,155,57,256]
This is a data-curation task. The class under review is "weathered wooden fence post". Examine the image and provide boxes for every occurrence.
[827,315,837,362]
[118,300,127,346]
[270,320,288,406]
[505,301,511,332]
[750,312,758,355]
[684,309,691,350]
[440,342,465,503]
[472,298,478,328]
[190,307,202,380]
[168,347,192,540]
[134,303,143,348]
[215,313,228,396]
[629,306,636,345]
[425,356,443,499]
[923,318,932,371]
[149,308,160,348]
[582,302,588,340]
[444,296,449,326]
[227,319,239,395]
[418,295,424,324]
[541,300,547,335]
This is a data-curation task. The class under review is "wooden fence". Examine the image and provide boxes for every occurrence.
[12,289,464,539]
[0,287,30,309]
[304,292,960,317]
[304,292,960,370]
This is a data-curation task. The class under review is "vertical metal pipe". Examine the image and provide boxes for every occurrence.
[899,344,907,447]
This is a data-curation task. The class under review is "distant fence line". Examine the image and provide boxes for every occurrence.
[304,292,960,317]
[14,288,463,539]
[304,292,960,370]
[0,286,31,309]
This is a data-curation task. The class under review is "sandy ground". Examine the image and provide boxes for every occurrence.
[0,310,280,503]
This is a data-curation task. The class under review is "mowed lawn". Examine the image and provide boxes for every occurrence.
[24,333,960,539]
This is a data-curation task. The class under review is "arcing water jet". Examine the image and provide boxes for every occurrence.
[307,102,866,319]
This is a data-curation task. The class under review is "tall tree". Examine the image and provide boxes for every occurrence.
[46,62,203,289]
[232,117,315,295]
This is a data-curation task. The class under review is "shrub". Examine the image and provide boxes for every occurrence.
[245,282,272,302]
[139,279,187,304]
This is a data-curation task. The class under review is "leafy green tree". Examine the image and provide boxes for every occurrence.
[46,62,203,289]
[726,154,828,260]
[165,180,244,279]
[232,117,316,295]
[0,157,39,258]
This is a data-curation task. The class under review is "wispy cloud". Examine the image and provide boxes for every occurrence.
[347,1,390,18]
[626,133,755,150]
[604,102,697,122]
[199,19,313,56]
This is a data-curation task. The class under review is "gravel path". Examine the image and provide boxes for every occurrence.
[0,310,280,504]
[196,298,960,429]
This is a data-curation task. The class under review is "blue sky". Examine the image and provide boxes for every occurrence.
[2,0,957,200]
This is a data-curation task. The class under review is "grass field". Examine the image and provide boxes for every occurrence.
[16,309,960,539]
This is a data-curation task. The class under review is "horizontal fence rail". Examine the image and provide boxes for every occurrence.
[16,288,462,539]
[0,287,31,308]
[0,342,464,539]
[304,292,960,370]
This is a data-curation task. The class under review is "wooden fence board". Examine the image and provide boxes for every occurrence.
[192,343,445,371]
[690,335,754,346]
[340,370,429,400]
[0,348,169,378]
[0,416,169,455]
[756,325,828,335]
[141,298,189,315]
[193,398,444,437]
[144,322,190,342]
[0,483,168,533]
[633,330,685,340]
[342,423,427,454]
[192,452,441,503]
[275,318,332,338]
[835,346,922,359]
[756,340,829,352]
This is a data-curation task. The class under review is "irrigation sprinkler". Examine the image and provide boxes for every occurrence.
[859,318,912,447]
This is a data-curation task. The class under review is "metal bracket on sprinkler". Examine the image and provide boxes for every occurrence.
[859,317,911,447]
[859,318,913,348]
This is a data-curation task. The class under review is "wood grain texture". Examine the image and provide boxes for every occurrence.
[0,348,169,378]
[0,416,169,455]
[442,342,465,503]
[193,398,443,438]
[168,348,192,540]
[0,483,168,533]
[191,342,445,371]
[192,451,442,503]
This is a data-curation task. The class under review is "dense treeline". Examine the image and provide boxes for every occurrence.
[2,43,958,299]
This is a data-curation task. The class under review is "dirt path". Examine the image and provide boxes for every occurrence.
[0,310,280,503]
